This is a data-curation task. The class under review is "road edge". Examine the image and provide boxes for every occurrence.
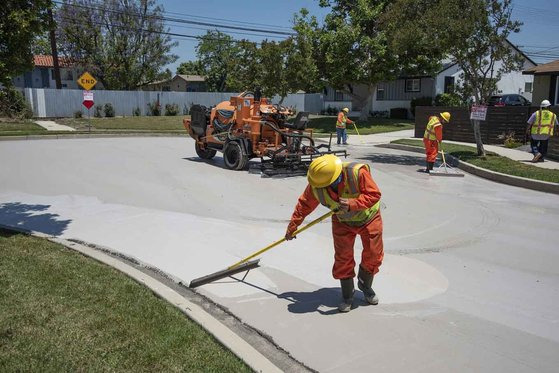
[376,143,559,195]
[0,224,285,373]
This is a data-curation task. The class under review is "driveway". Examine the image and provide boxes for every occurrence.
[1,136,558,372]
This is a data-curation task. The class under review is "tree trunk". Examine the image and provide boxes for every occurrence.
[48,8,62,89]
[358,85,375,121]
[471,119,486,156]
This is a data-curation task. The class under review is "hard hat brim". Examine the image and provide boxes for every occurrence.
[308,157,343,188]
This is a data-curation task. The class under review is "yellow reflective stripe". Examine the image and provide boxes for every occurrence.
[315,188,328,206]
[346,162,360,194]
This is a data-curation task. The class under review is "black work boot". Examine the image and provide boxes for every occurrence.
[428,162,435,171]
[338,278,354,313]
[425,161,430,173]
[357,266,379,305]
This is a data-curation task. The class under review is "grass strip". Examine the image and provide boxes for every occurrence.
[391,139,559,184]
[0,230,250,372]
[308,116,413,135]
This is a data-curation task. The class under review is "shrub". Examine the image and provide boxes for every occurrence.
[164,103,179,116]
[104,103,115,117]
[410,96,433,117]
[498,131,523,148]
[182,104,189,115]
[94,105,103,118]
[390,107,409,119]
[434,93,465,107]
[370,110,389,118]
[133,107,141,116]
[73,110,83,118]
[147,101,161,116]
[0,87,33,119]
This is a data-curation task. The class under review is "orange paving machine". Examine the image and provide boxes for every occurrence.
[183,90,346,177]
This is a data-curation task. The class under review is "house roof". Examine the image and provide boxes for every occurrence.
[523,59,559,75]
[436,39,538,75]
[33,55,74,68]
[176,74,205,82]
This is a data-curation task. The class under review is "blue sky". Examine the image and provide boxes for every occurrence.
[160,0,559,72]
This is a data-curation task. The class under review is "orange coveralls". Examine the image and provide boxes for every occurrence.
[423,120,443,162]
[287,168,383,279]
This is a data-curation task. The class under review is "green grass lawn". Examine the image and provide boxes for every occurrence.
[0,121,48,136]
[0,229,250,372]
[58,116,189,132]
[392,139,559,183]
[308,116,413,135]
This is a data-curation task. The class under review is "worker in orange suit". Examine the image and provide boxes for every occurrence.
[285,154,383,313]
[423,112,451,173]
[336,108,353,145]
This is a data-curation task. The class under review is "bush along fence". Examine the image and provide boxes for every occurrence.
[414,106,559,161]
[20,88,324,118]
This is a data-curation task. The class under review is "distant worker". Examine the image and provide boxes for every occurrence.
[423,112,451,172]
[336,108,353,145]
[285,154,383,313]
[526,100,558,163]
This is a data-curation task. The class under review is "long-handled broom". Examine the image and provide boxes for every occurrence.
[189,210,336,288]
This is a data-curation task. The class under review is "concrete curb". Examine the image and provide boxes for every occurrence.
[0,133,185,141]
[0,225,282,373]
[376,143,559,195]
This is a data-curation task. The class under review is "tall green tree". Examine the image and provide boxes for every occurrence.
[0,0,51,87]
[388,0,523,156]
[57,0,177,90]
[225,39,259,93]
[176,60,205,76]
[196,30,240,92]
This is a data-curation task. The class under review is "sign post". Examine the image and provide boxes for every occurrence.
[77,72,97,133]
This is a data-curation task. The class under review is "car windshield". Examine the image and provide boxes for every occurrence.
[488,96,502,104]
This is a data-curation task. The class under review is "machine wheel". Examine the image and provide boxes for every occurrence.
[195,142,217,160]
[223,141,248,170]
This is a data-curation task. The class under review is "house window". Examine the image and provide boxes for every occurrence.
[524,82,533,93]
[405,78,421,92]
[334,90,344,101]
[376,87,385,101]
[444,76,455,93]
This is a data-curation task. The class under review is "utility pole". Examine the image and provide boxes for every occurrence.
[48,7,62,89]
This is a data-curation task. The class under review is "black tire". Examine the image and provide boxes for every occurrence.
[223,141,248,170]
[195,142,216,160]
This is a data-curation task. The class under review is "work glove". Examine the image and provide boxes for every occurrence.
[285,231,297,240]
[337,198,350,213]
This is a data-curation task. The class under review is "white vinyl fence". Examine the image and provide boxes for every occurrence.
[22,88,325,118]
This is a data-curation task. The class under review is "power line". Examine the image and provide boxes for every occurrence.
[53,1,295,37]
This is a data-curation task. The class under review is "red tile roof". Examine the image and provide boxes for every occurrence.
[33,55,74,68]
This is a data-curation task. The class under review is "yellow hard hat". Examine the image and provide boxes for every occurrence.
[307,154,343,188]
[342,108,349,113]
[440,112,451,123]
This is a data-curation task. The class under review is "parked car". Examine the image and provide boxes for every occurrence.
[488,94,531,107]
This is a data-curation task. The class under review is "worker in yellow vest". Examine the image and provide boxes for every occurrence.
[526,100,558,162]
[336,108,353,145]
[285,154,383,313]
[423,112,451,172]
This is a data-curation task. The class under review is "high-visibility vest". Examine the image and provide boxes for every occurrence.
[531,110,556,136]
[312,162,380,226]
[424,116,442,140]
[336,113,348,129]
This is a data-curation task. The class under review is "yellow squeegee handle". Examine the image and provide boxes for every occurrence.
[352,121,364,143]
[228,210,336,270]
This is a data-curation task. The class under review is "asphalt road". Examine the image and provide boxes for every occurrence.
[1,136,558,372]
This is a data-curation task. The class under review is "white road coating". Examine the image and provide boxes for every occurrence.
[1,136,558,372]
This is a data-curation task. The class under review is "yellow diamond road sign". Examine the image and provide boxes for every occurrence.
[78,72,97,90]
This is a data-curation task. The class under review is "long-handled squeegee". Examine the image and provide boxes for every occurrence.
[430,143,464,177]
[189,210,336,288]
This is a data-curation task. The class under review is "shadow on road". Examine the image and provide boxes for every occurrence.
[0,202,71,236]
[278,288,361,315]
[359,153,425,167]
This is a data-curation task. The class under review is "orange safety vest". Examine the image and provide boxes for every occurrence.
[312,162,380,226]
[531,109,556,136]
[424,116,442,141]
[336,112,349,129]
